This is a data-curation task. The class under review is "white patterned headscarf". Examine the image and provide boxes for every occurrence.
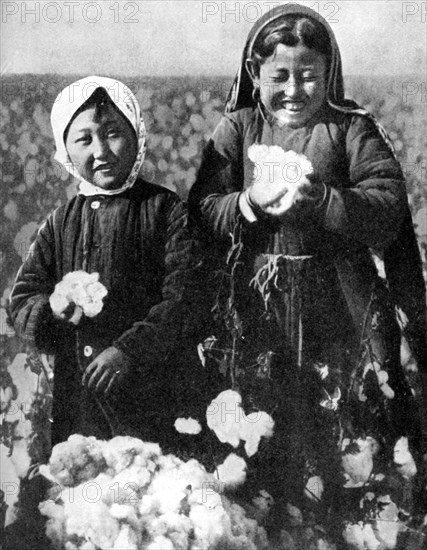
[51,75,146,196]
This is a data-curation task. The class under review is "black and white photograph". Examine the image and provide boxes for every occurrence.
[1,1,426,548]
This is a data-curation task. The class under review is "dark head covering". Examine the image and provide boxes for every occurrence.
[225,3,347,113]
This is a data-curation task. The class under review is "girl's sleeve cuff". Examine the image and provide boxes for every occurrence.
[238,190,258,223]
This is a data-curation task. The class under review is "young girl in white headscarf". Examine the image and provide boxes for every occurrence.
[10,76,202,447]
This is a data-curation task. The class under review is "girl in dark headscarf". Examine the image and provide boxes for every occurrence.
[10,76,203,449]
[189,2,427,531]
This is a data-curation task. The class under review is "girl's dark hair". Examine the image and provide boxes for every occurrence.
[251,15,332,75]
[63,87,133,143]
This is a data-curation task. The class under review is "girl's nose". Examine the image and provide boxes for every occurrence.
[284,77,301,98]
[92,136,109,159]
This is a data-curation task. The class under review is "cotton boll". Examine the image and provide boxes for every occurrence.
[145,474,188,514]
[373,496,400,549]
[190,503,230,548]
[285,503,303,527]
[86,281,108,302]
[371,252,386,280]
[180,458,212,490]
[223,497,269,550]
[279,529,297,549]
[251,490,274,525]
[316,537,337,550]
[376,370,395,400]
[174,417,202,435]
[168,529,191,550]
[62,271,97,286]
[342,523,365,549]
[252,489,274,512]
[48,434,105,486]
[108,466,149,506]
[206,390,274,457]
[247,144,271,164]
[240,411,274,457]
[49,292,69,316]
[139,493,157,516]
[110,503,137,521]
[362,524,380,549]
[216,453,247,488]
[64,497,120,549]
[400,335,418,372]
[341,438,374,488]
[147,456,209,512]
[82,301,103,318]
[393,437,417,479]
[206,390,242,448]
[304,476,324,502]
[7,352,40,408]
[147,512,192,549]
[224,499,266,546]
[113,524,139,550]
[190,487,223,510]
[102,436,160,475]
[132,454,159,479]
[8,438,31,478]
[147,535,174,550]
[39,500,67,549]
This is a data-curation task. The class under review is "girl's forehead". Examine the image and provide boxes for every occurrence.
[67,103,126,132]
[268,43,326,66]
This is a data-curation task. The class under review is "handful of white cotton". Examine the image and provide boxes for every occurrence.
[247,144,314,214]
[49,271,108,324]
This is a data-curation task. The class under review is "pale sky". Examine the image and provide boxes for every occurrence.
[1,0,426,77]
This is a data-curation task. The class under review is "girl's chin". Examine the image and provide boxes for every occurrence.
[272,109,308,128]
[92,175,124,190]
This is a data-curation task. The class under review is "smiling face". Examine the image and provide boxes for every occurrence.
[253,43,327,128]
[65,102,137,190]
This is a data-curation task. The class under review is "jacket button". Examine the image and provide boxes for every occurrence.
[91,201,100,210]
[84,345,93,357]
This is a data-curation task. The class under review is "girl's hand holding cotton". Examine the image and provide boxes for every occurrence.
[244,144,325,218]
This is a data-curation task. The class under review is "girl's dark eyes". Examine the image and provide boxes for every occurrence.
[74,128,121,144]
[76,136,91,144]
[106,126,121,138]
[269,73,319,83]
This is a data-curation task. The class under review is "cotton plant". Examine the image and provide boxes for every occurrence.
[0,352,54,534]
[49,270,108,323]
[38,434,269,550]
[1,444,21,527]
[1,352,51,479]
